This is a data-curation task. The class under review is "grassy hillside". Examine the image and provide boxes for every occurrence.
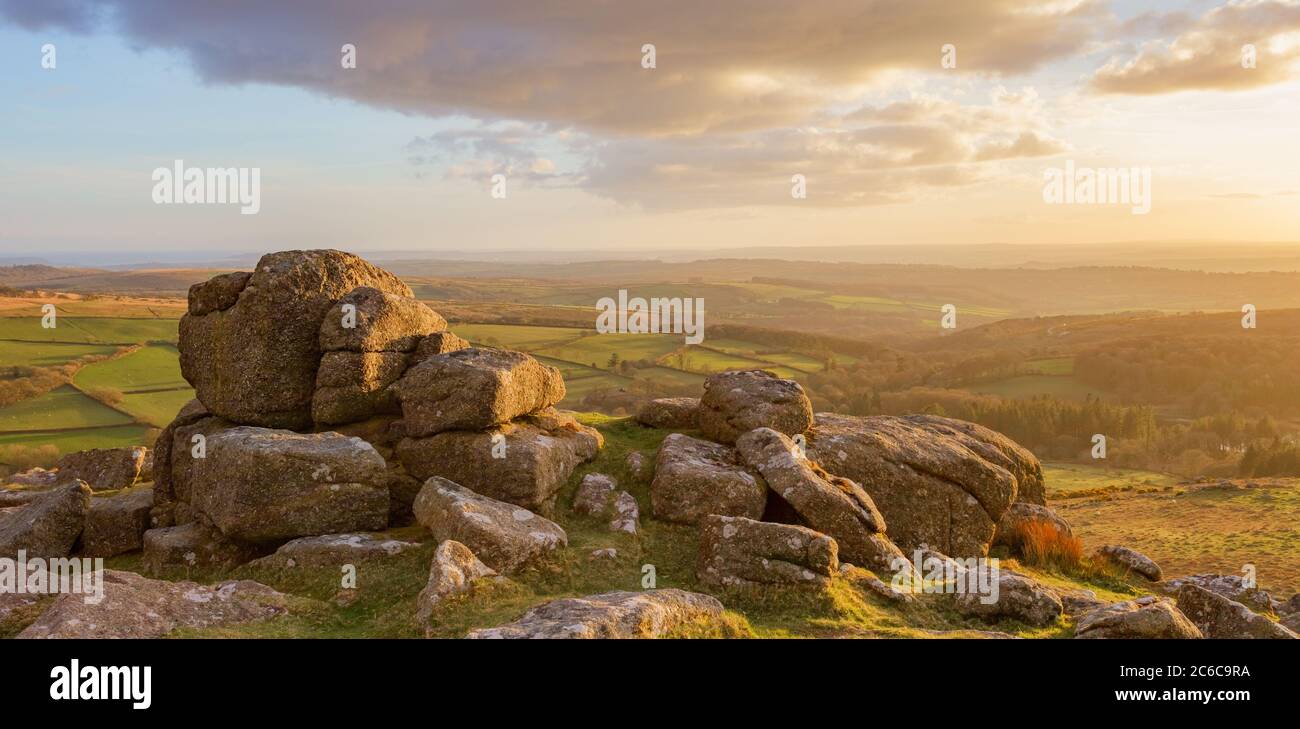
[101,416,1154,640]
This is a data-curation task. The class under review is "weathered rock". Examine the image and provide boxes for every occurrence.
[698,370,813,445]
[180,250,413,429]
[54,447,148,492]
[0,488,46,508]
[1175,584,1297,639]
[188,271,251,316]
[698,515,838,589]
[397,348,565,436]
[82,487,153,558]
[0,481,90,559]
[636,397,700,430]
[1096,545,1162,581]
[954,570,1063,628]
[993,502,1074,551]
[415,540,498,630]
[467,589,726,639]
[907,415,1046,505]
[312,351,408,424]
[17,570,287,639]
[318,286,446,353]
[625,451,648,480]
[1283,612,1300,633]
[186,426,388,543]
[141,522,262,574]
[412,331,472,361]
[650,433,766,524]
[590,547,618,560]
[1161,574,1278,614]
[149,398,211,528]
[609,491,640,534]
[1057,588,1108,616]
[735,427,898,571]
[396,410,601,512]
[1074,596,1202,639]
[806,413,1041,557]
[249,533,418,569]
[572,473,617,515]
[412,478,566,573]
[4,466,60,489]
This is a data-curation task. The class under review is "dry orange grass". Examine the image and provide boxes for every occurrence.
[1015,519,1084,570]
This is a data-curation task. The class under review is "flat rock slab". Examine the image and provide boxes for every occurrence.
[413,477,566,573]
[806,413,1042,558]
[954,570,1063,628]
[697,515,837,589]
[397,410,601,512]
[1095,545,1162,581]
[636,397,700,430]
[1074,596,1202,639]
[467,589,726,639]
[0,481,91,560]
[82,486,154,558]
[397,348,565,436]
[17,570,288,639]
[54,447,149,492]
[141,522,261,575]
[249,533,420,569]
[698,370,813,445]
[187,426,388,543]
[650,433,766,524]
[1175,584,1297,639]
[736,427,899,571]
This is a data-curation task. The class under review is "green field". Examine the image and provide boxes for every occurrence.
[0,424,152,456]
[73,344,189,392]
[0,385,134,432]
[451,323,585,351]
[535,333,683,368]
[1043,462,1180,498]
[0,341,120,368]
[963,374,1106,402]
[1022,356,1074,375]
[0,317,179,344]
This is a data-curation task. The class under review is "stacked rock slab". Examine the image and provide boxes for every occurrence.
[650,433,766,524]
[151,250,499,569]
[805,412,1044,558]
[697,515,839,588]
[313,286,449,425]
[697,370,813,445]
[395,353,602,511]
[735,427,905,573]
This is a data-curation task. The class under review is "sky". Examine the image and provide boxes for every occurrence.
[1,0,1299,260]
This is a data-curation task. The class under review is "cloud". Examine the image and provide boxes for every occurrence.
[1092,0,1300,94]
[581,91,1066,209]
[7,0,1105,136]
[405,123,580,184]
[0,0,100,32]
